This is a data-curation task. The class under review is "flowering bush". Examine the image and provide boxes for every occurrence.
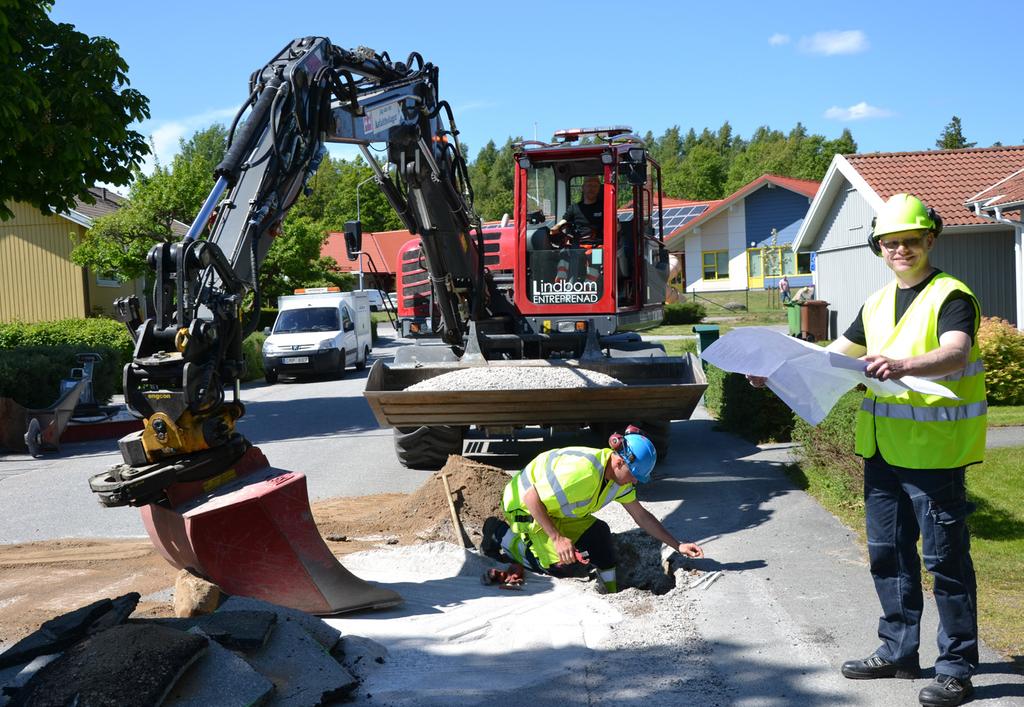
[978,317,1024,405]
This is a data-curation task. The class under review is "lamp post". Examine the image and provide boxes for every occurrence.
[354,174,377,290]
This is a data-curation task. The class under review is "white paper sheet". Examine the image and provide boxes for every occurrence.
[700,328,959,425]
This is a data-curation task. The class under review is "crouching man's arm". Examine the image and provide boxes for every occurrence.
[623,501,704,558]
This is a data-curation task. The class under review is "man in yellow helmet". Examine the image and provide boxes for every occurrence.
[828,193,986,707]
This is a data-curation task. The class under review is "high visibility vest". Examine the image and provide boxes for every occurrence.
[854,273,987,468]
[501,447,636,567]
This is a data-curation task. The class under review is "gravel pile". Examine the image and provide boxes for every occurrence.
[406,366,624,391]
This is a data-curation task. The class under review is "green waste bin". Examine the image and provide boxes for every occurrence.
[692,324,720,369]
[785,302,801,336]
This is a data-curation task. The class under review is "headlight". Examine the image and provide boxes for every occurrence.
[262,341,272,353]
[319,338,336,350]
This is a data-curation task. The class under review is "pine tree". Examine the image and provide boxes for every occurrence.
[935,116,976,150]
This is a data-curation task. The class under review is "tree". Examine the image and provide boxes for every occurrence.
[71,125,230,281]
[0,1,150,219]
[936,116,976,150]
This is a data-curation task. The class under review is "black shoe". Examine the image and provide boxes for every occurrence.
[841,652,921,680]
[480,517,505,560]
[919,674,973,707]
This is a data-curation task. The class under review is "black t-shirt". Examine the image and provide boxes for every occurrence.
[563,199,604,232]
[843,270,978,346]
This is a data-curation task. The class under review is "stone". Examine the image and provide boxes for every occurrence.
[174,570,221,617]
[163,628,274,707]
[217,596,341,652]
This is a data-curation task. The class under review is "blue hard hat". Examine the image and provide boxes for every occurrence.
[617,433,657,483]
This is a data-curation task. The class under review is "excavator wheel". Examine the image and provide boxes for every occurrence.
[638,419,672,462]
[392,425,465,470]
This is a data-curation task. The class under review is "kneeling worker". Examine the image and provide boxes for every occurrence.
[482,427,704,592]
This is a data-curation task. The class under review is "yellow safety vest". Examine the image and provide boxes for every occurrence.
[502,447,636,567]
[854,273,987,468]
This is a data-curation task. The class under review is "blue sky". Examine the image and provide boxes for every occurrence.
[52,0,1022,175]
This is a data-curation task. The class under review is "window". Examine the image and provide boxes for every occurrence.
[95,272,121,287]
[702,250,729,280]
[760,246,812,276]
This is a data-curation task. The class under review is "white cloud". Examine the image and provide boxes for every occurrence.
[140,106,239,173]
[799,30,868,55]
[768,33,790,46]
[824,102,893,121]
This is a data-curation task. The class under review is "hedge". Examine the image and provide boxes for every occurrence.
[703,364,795,443]
[792,388,864,494]
[0,345,122,409]
[663,301,706,325]
[979,317,1024,405]
[0,318,133,361]
[242,333,266,382]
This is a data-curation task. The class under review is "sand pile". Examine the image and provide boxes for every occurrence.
[311,455,511,551]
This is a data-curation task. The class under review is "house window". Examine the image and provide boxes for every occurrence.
[95,272,121,287]
[702,250,729,280]
[761,247,812,276]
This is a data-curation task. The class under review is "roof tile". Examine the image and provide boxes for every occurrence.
[847,146,1024,226]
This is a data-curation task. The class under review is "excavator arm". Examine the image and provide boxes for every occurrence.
[91,37,495,506]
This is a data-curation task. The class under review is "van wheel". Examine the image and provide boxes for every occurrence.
[335,350,347,379]
[356,346,369,371]
[264,369,278,384]
[392,425,465,470]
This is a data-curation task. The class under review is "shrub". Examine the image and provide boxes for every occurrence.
[0,345,121,408]
[978,317,1024,405]
[662,301,706,325]
[703,364,795,443]
[792,388,864,495]
[241,333,266,382]
[0,318,133,361]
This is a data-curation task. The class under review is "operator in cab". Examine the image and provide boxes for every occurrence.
[480,426,704,593]
[550,175,605,246]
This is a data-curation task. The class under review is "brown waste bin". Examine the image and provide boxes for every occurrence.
[800,300,830,342]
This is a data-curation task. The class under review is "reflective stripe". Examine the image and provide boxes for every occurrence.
[862,398,988,422]
[936,359,985,382]
[545,450,600,517]
[517,469,533,496]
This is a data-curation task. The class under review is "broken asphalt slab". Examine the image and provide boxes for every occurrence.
[163,628,274,707]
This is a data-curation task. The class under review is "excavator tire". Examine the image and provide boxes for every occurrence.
[392,425,465,470]
[639,418,672,462]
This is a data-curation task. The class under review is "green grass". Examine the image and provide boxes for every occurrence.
[987,405,1024,427]
[788,447,1024,665]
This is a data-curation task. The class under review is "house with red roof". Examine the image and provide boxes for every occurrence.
[322,228,413,292]
[664,174,819,295]
[793,146,1024,336]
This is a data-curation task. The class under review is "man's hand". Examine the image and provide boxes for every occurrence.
[678,542,704,559]
[554,535,576,565]
[862,354,907,381]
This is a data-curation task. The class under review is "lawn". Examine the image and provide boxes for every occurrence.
[789,446,1024,666]
[987,405,1024,427]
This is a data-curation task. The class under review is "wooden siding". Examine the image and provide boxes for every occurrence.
[744,186,812,246]
[930,228,1015,323]
[86,271,142,318]
[0,202,87,322]
[815,181,876,252]
[684,202,749,292]
[815,248,892,336]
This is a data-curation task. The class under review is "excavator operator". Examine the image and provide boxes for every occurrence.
[550,175,605,247]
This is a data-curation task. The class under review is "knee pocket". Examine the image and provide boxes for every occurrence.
[926,500,975,561]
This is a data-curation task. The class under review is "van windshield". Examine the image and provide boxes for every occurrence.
[274,307,340,333]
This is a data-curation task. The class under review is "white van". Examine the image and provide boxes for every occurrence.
[261,288,372,384]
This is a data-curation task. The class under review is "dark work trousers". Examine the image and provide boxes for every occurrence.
[489,517,616,574]
[863,454,978,679]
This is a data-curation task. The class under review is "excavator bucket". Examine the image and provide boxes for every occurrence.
[139,447,402,615]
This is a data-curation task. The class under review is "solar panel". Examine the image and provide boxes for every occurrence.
[656,204,708,233]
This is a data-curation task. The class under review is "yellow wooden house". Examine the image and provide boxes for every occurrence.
[0,187,145,323]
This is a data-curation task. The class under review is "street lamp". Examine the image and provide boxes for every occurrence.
[354,174,378,290]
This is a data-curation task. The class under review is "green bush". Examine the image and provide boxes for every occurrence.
[703,364,795,443]
[792,388,864,495]
[663,301,706,325]
[0,345,121,408]
[0,318,133,361]
[979,317,1024,405]
[241,333,266,382]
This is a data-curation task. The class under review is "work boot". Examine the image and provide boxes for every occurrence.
[919,675,973,707]
[480,517,506,561]
[841,652,921,680]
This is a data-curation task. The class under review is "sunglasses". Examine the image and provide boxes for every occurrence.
[878,236,925,251]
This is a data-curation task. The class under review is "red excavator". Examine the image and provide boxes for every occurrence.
[88,38,705,614]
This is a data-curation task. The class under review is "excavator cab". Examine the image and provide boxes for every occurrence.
[512,126,669,338]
